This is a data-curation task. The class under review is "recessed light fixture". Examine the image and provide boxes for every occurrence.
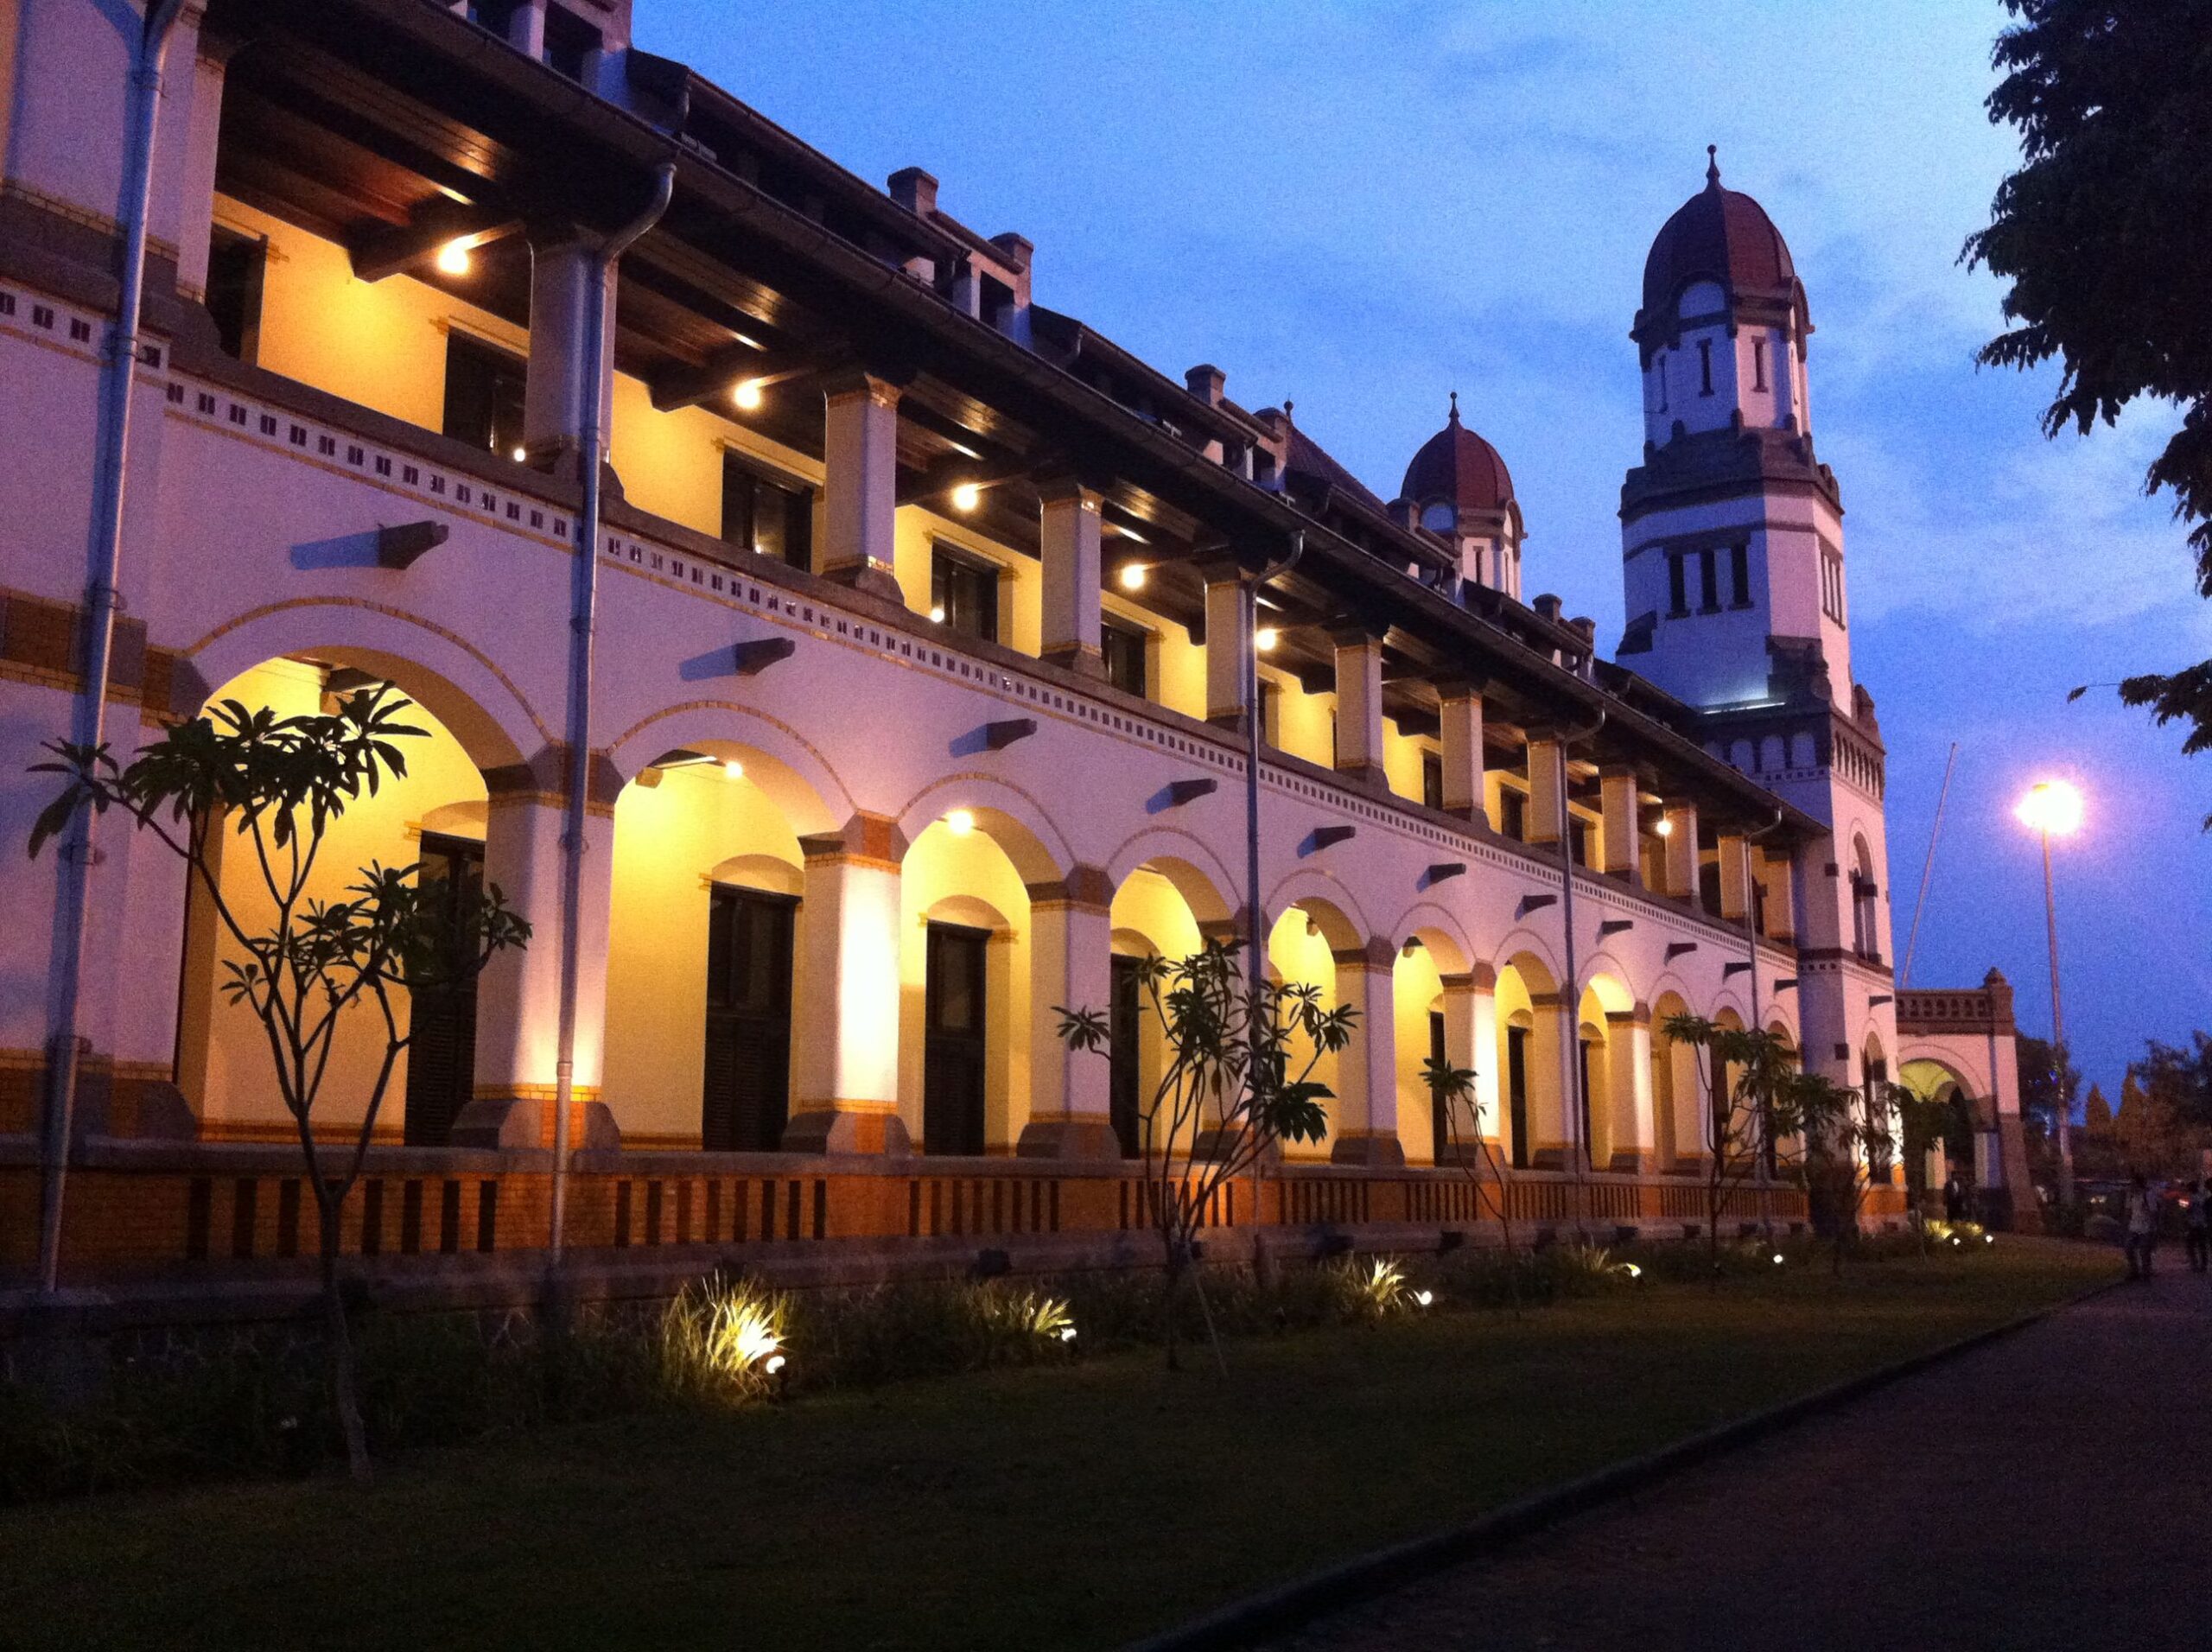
[722,759,745,780]
[929,604,946,624]
[1654,817,1675,837]
[731,378,764,411]
[435,238,473,276]
[1119,564,1147,591]
[950,482,982,513]
[510,446,527,462]
[945,808,976,836]
[1255,626,1281,652]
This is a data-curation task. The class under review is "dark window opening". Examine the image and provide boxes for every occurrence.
[1697,338,1714,396]
[1864,1057,1892,1179]
[931,546,1000,644]
[1577,1038,1597,1169]
[403,832,485,1147]
[1109,956,1143,1159]
[980,274,1016,332]
[1569,817,1592,868]
[1498,786,1527,842]
[1698,547,1719,612]
[466,0,521,35]
[542,3,600,79]
[1699,856,1722,918]
[1103,619,1148,698]
[721,454,813,571]
[702,886,796,1153]
[205,226,264,365]
[1751,338,1768,391]
[1429,1011,1454,1165]
[1667,550,1688,617]
[442,334,527,457]
[1421,751,1445,811]
[923,922,990,1155]
[1730,543,1751,607]
[1506,1025,1530,1170]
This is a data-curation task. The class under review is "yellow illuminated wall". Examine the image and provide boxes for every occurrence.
[1393,946,1445,1162]
[1267,906,1339,1161]
[899,820,1033,1150]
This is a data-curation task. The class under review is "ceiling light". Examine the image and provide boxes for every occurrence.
[950,482,982,513]
[1654,817,1675,837]
[732,378,764,411]
[929,604,946,624]
[511,446,527,462]
[722,759,745,780]
[1119,564,1148,592]
[435,238,474,277]
[1255,626,1281,652]
[945,808,976,836]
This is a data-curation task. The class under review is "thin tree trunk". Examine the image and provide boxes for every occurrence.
[318,1196,371,1484]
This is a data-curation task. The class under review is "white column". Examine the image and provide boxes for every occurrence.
[458,764,616,1149]
[1599,767,1642,882]
[1717,831,1751,922]
[1440,966,1497,1157]
[1202,565,1250,728]
[1661,801,1699,899]
[522,228,613,472]
[785,814,911,1153]
[1329,938,1405,1166]
[1610,1007,1656,1173]
[1038,478,1104,677]
[1439,683,1485,823]
[1528,990,1574,1170]
[1525,734,1567,847]
[820,370,905,601]
[1330,626,1386,788]
[1017,866,1118,1159]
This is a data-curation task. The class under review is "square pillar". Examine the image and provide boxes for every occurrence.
[1329,937,1405,1166]
[1018,866,1120,1159]
[1330,626,1387,789]
[784,814,912,1153]
[523,228,613,473]
[1438,683,1486,822]
[456,761,619,1151]
[1758,850,1796,942]
[1038,478,1105,677]
[1660,802,1699,899]
[1202,568,1250,728]
[1525,734,1566,846]
[1525,991,1574,1169]
[1608,1007,1656,1172]
[1439,964,1498,1157]
[1716,832,1751,921]
[1599,766,1642,882]
[820,370,906,602]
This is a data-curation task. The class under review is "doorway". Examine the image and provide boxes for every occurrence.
[403,831,484,1146]
[1506,1024,1530,1169]
[924,921,990,1155]
[702,885,796,1152]
[1109,955,1143,1159]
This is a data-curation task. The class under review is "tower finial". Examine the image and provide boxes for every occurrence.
[1448,390,1459,423]
[1706,144,1720,188]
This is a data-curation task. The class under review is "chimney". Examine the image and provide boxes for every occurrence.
[888,167,939,218]
[1533,593,1563,624]
[1185,364,1226,406]
[988,232,1033,273]
[1569,616,1597,648]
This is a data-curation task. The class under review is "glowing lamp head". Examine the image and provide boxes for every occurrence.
[1653,817,1675,838]
[950,482,983,513]
[511,446,527,463]
[1413,1288,1434,1308]
[1058,1325,1077,1342]
[928,604,947,624]
[731,378,765,411]
[1771,1252,1786,1267]
[722,759,745,780]
[763,1353,786,1376]
[434,238,474,277]
[2015,779,2083,837]
[945,808,976,837]
[1119,563,1148,592]
[1254,626,1281,653]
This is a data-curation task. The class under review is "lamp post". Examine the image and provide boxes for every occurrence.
[2013,779,2083,1206]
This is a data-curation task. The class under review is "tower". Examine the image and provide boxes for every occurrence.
[1618,150,1895,1092]
[1395,396,1524,600]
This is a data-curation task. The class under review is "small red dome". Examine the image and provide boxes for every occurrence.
[1400,397,1515,513]
[1641,148,1799,325]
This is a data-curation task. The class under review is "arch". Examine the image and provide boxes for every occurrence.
[603,701,849,836]
[420,799,486,841]
[896,774,1071,884]
[1267,902,1345,1160]
[1491,932,1560,996]
[706,852,803,898]
[186,600,539,769]
[1262,867,1371,947]
[1578,960,1637,1015]
[1104,831,1236,930]
[1382,899,1474,975]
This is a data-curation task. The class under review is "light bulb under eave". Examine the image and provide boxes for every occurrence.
[944,808,976,836]
[1254,626,1281,652]
[1653,816,1675,838]
[731,378,764,411]
[950,481,983,513]
[722,759,745,780]
[435,238,474,277]
[1118,563,1148,592]
[2014,778,2084,837]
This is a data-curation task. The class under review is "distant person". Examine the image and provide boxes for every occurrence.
[2123,1173,2158,1280]
[2187,1179,2211,1275]
[1943,1173,1966,1222]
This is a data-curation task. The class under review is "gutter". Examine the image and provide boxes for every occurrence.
[38,0,188,1299]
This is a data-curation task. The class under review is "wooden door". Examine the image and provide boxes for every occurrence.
[403,832,484,1146]
[1428,1010,1454,1165]
[702,886,797,1152]
[1506,1024,1530,1169]
[1109,956,1143,1159]
[924,922,989,1156]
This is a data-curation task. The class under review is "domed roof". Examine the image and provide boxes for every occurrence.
[1400,395,1515,513]
[1640,148,1800,324]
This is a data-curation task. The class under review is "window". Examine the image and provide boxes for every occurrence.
[1498,785,1527,842]
[542,3,600,79]
[1752,338,1768,391]
[721,454,813,571]
[1730,543,1751,607]
[442,334,527,457]
[1421,751,1445,810]
[1667,550,1688,617]
[204,226,264,364]
[1698,547,1719,612]
[1102,618,1148,698]
[931,544,999,643]
[1698,338,1714,396]
[1821,546,1847,626]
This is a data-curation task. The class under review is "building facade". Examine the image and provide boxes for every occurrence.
[0,0,2032,1300]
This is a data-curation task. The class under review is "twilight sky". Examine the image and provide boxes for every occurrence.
[640,0,2212,1097]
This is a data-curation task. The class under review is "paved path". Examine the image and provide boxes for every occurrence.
[1264,1268,2212,1652]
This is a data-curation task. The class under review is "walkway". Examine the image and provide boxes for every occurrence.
[1265,1266,2212,1652]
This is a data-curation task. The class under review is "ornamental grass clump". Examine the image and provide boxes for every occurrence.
[657,1277,791,1403]
[1326,1256,1415,1322]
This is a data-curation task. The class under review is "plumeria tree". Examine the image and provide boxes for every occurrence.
[1058,940,1344,1370]
[30,686,528,1481]
[1421,1053,1525,1308]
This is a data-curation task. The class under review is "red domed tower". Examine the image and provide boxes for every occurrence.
[1395,394,1524,600]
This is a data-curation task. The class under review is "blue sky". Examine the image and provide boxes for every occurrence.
[641,0,2212,1097]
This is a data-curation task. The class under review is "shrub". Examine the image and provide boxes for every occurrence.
[657,1277,791,1403]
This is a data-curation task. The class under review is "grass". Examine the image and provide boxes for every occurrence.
[0,1239,2111,1651]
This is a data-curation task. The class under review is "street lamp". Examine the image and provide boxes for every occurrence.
[2013,779,2083,1205]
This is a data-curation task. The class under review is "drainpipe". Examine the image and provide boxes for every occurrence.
[37,0,188,1299]
[548,160,675,1267]
[1243,531,1300,1248]
[1743,808,1785,1235]
[1553,710,1605,1238]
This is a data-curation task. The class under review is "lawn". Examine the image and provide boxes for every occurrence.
[0,1240,2112,1651]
